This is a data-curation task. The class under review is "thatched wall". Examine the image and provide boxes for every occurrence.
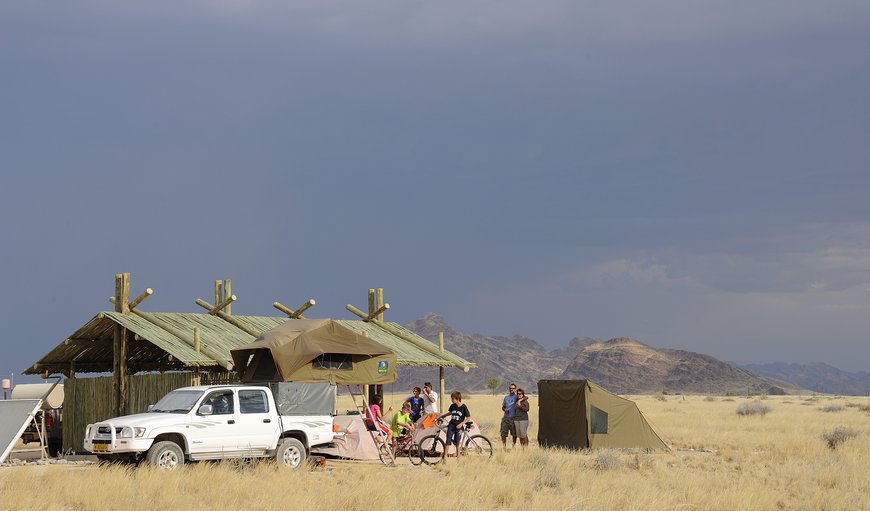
[63,372,236,453]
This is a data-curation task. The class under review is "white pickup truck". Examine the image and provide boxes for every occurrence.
[83,383,336,469]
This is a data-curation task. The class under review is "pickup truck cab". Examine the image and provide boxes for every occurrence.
[83,384,335,469]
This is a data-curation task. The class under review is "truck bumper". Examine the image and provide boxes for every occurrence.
[83,422,154,455]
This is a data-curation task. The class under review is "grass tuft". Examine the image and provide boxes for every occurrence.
[821,426,860,450]
[736,401,771,416]
[819,404,846,413]
[592,449,622,471]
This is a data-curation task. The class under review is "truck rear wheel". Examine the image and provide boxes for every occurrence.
[145,441,184,470]
[275,438,306,469]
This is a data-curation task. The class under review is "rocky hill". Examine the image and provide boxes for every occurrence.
[398,314,801,395]
[395,313,592,393]
[742,362,870,395]
[561,337,795,395]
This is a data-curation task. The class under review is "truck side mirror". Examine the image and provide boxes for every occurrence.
[198,404,213,416]
[147,404,154,412]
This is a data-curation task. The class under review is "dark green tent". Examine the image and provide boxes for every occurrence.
[538,379,668,450]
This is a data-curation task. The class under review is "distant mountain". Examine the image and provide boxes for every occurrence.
[396,313,591,393]
[561,337,797,395]
[398,314,803,395]
[742,362,870,396]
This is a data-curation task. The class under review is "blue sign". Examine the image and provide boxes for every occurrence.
[377,360,389,374]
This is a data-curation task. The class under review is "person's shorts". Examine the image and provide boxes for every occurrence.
[445,424,462,446]
[514,419,529,438]
[373,419,390,436]
[500,416,517,437]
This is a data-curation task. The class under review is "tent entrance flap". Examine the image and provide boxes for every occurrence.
[231,318,397,384]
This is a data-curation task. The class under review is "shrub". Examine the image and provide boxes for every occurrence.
[655,394,667,402]
[736,402,771,416]
[529,450,550,468]
[819,404,845,413]
[536,465,560,489]
[593,449,622,471]
[821,426,860,450]
[859,404,870,413]
[703,396,717,402]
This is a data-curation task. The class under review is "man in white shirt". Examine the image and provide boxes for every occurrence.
[422,382,439,414]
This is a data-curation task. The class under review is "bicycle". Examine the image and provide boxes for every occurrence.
[416,419,493,465]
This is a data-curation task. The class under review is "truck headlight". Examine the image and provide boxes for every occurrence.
[133,427,146,438]
[118,427,133,438]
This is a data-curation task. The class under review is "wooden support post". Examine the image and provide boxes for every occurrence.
[194,327,201,353]
[224,279,232,316]
[376,288,384,322]
[363,303,390,322]
[215,280,222,310]
[374,288,385,400]
[439,332,445,415]
[195,298,262,338]
[128,288,153,310]
[207,294,237,315]
[113,273,130,418]
[273,299,316,319]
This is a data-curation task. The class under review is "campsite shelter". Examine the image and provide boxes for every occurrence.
[25,309,474,453]
[537,379,669,450]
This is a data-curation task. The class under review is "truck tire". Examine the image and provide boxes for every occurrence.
[145,441,184,470]
[275,438,306,469]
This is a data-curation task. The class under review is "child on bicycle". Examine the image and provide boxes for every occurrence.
[438,391,471,461]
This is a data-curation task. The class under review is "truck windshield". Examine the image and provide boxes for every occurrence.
[150,390,205,413]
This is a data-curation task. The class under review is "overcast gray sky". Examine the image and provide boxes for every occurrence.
[2,1,870,381]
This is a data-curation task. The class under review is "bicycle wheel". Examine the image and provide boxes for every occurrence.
[463,434,493,458]
[417,434,446,465]
[407,442,424,466]
[376,440,395,466]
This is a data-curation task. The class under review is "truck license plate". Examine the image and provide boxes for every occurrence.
[93,444,108,452]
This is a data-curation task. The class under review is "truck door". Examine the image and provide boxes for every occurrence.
[189,389,239,455]
[235,389,279,451]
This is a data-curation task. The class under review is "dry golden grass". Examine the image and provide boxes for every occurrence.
[2,394,868,511]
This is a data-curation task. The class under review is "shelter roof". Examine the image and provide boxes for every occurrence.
[25,311,475,375]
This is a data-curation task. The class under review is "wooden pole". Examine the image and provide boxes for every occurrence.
[113,272,130,417]
[195,298,262,337]
[374,288,385,399]
[224,279,232,316]
[366,289,378,404]
[376,288,384,322]
[439,332,445,415]
[273,299,316,319]
[215,280,222,311]
[128,288,153,310]
[207,294,237,315]
[194,327,201,353]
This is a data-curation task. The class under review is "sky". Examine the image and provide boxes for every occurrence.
[2,1,869,383]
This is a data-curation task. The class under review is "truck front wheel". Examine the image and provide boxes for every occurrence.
[275,438,306,469]
[145,441,184,470]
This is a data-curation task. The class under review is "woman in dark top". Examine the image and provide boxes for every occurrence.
[514,388,530,448]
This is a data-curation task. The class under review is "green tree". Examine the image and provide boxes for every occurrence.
[486,377,501,395]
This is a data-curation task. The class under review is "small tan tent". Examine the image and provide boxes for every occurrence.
[231,319,397,384]
[538,379,668,450]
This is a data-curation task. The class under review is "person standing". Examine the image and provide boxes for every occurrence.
[500,383,518,449]
[422,382,439,415]
[405,387,425,423]
[438,391,471,461]
[514,388,530,448]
